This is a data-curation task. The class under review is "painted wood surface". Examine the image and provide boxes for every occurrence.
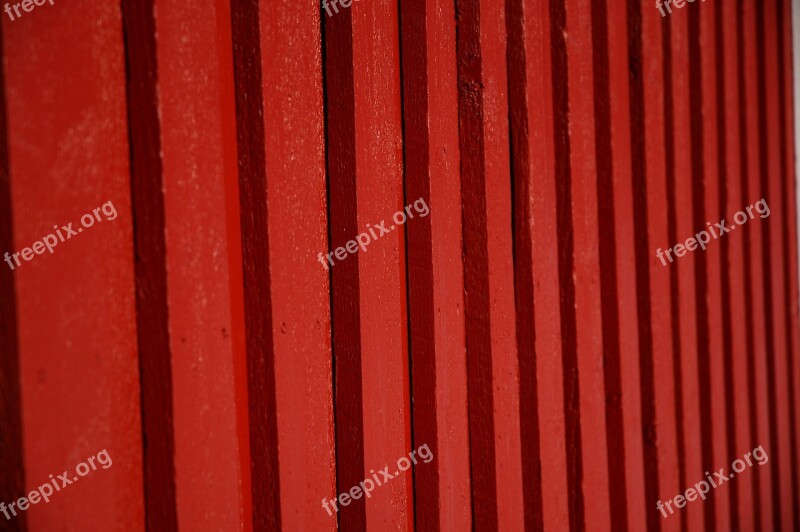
[0,0,796,530]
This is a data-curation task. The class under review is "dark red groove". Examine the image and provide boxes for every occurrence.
[398,0,440,527]
[548,0,584,529]
[713,2,740,529]
[625,1,661,531]
[755,1,784,527]
[0,19,26,532]
[687,12,716,531]
[735,2,763,527]
[229,2,282,528]
[506,0,545,528]
[660,15,689,532]
[455,0,499,526]
[121,1,179,529]
[589,0,628,527]
[322,3,366,529]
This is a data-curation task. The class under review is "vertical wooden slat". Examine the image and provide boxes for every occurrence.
[780,0,800,520]
[633,1,681,530]
[720,0,755,528]
[759,0,795,528]
[128,0,253,529]
[602,0,647,528]
[324,0,412,528]
[507,0,569,528]
[3,2,145,529]
[563,0,612,529]
[455,0,525,528]
[741,0,775,528]
[666,8,704,530]
[400,0,472,529]
[695,1,732,529]
[231,0,335,529]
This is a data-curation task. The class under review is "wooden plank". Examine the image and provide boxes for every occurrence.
[779,0,800,520]
[563,0,612,529]
[127,0,253,529]
[323,0,412,528]
[720,0,755,528]
[634,1,681,530]
[399,0,471,529]
[2,2,145,529]
[231,0,335,529]
[695,1,732,528]
[666,9,705,531]
[455,0,524,528]
[506,0,568,528]
[603,1,647,528]
[741,0,775,527]
[758,0,795,527]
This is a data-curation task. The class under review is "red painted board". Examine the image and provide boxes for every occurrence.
[720,1,756,528]
[455,0,525,529]
[147,1,252,529]
[779,0,800,519]
[507,0,568,528]
[759,0,795,527]
[741,0,775,528]
[258,1,336,529]
[231,0,335,529]
[2,2,145,530]
[697,2,732,528]
[667,9,704,531]
[0,20,25,532]
[564,0,612,529]
[604,1,647,528]
[546,1,591,529]
[637,2,680,530]
[399,0,472,529]
[324,0,412,529]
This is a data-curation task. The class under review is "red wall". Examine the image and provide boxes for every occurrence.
[0,0,797,530]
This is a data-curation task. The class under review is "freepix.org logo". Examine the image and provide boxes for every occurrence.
[3,200,118,271]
